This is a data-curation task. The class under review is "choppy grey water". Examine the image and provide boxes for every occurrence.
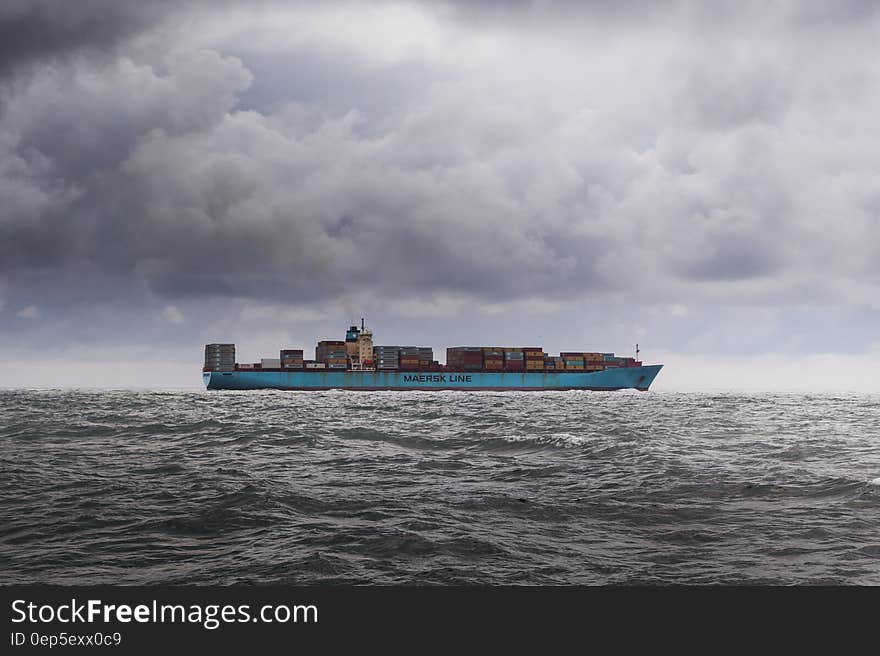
[1,389,878,585]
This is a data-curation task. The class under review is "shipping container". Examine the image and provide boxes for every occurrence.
[204,344,236,371]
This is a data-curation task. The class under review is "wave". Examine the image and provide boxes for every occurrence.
[2,389,879,585]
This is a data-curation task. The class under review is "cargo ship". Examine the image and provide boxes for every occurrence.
[203,320,662,391]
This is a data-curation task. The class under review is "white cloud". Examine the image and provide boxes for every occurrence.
[161,305,184,324]
[16,305,39,319]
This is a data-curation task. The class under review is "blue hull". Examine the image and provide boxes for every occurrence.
[203,365,662,391]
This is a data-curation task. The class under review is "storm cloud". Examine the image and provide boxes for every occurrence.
[1,1,879,388]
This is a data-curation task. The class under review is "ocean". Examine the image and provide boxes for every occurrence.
[1,389,878,585]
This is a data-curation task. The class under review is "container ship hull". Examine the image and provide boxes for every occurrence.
[203,365,663,392]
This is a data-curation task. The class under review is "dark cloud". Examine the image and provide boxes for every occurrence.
[0,0,179,80]
[677,238,779,282]
[0,0,879,372]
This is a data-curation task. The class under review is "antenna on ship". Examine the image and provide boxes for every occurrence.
[361,317,365,330]
[636,343,640,361]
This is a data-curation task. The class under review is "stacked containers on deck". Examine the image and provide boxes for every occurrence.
[373,345,400,370]
[304,361,326,369]
[482,347,503,370]
[261,358,281,369]
[544,356,563,370]
[316,340,345,361]
[447,347,483,371]
[417,347,433,369]
[280,349,304,369]
[398,346,429,371]
[578,352,604,371]
[523,348,545,371]
[398,347,417,370]
[204,344,235,372]
[561,352,585,370]
[326,354,348,370]
[317,340,348,370]
[504,348,524,371]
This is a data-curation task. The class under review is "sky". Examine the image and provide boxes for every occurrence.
[1,0,879,391]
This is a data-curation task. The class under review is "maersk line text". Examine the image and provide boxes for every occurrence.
[10,599,317,630]
[402,374,472,383]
